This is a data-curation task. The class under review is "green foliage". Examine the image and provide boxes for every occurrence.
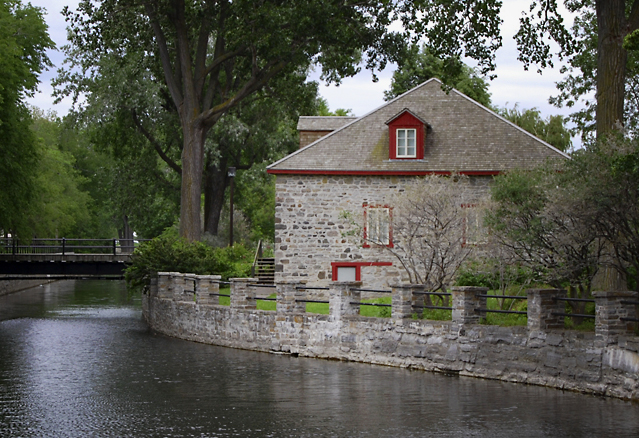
[497,105,572,152]
[486,164,603,292]
[0,1,53,236]
[384,44,492,106]
[125,228,252,293]
[56,0,504,241]
[315,97,354,116]
[456,258,535,291]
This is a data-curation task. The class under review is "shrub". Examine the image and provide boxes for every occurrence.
[125,228,252,293]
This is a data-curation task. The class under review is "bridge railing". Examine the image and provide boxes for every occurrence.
[0,238,150,255]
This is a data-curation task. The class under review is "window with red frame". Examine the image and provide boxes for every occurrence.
[363,204,393,247]
[386,110,426,160]
[462,204,486,245]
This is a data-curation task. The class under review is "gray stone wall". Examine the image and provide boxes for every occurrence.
[143,274,639,401]
[0,279,56,296]
[274,174,491,291]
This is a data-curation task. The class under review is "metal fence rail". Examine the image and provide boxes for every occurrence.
[1,237,148,255]
[349,301,392,307]
[351,288,391,294]
[414,291,451,296]
[475,293,528,316]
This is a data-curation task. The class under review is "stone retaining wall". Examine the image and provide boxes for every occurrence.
[142,273,639,401]
[0,278,55,296]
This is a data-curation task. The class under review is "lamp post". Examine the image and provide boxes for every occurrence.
[228,167,236,247]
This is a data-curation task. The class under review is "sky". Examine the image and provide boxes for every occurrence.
[27,0,585,145]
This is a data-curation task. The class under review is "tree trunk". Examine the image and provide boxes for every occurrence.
[596,0,628,137]
[203,158,229,236]
[179,121,206,241]
[118,215,134,254]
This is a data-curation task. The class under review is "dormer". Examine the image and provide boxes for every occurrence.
[385,109,427,160]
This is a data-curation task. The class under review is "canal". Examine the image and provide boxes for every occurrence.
[0,280,637,437]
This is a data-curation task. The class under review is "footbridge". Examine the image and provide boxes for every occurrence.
[0,238,143,280]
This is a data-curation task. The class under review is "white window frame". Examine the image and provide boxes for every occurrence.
[463,204,486,246]
[364,205,392,247]
[396,128,417,158]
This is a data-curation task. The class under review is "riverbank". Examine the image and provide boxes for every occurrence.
[142,274,639,401]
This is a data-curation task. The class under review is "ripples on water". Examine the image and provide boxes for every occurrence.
[0,280,637,437]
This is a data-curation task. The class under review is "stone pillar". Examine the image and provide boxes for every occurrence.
[593,291,639,345]
[451,286,488,325]
[329,281,362,322]
[156,272,174,299]
[230,278,258,310]
[171,272,186,301]
[527,288,566,331]
[148,275,158,297]
[196,275,222,305]
[276,280,306,314]
[391,284,422,319]
[183,273,197,302]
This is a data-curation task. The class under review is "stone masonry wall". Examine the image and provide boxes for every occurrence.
[274,174,491,291]
[143,275,639,401]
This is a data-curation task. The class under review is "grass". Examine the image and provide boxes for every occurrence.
[562,300,596,331]
[480,289,528,326]
[213,286,595,329]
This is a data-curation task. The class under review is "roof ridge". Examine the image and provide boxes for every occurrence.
[266,78,440,170]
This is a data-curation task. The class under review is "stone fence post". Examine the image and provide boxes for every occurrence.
[170,272,186,301]
[391,284,423,319]
[183,273,197,302]
[329,281,362,322]
[276,280,307,314]
[230,278,258,310]
[148,275,158,297]
[527,289,566,331]
[156,272,178,299]
[593,291,639,345]
[451,286,488,325]
[196,275,222,305]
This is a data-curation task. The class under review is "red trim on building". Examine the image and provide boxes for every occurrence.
[331,261,393,281]
[267,169,501,176]
[387,111,425,160]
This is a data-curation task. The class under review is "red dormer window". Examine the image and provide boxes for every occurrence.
[386,109,426,160]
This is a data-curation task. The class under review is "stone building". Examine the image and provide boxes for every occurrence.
[266,79,568,290]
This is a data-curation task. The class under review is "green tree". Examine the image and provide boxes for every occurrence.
[384,44,492,106]
[567,135,639,289]
[515,0,639,137]
[26,109,93,238]
[485,166,605,303]
[56,0,503,241]
[316,97,354,117]
[0,1,53,237]
[497,105,572,152]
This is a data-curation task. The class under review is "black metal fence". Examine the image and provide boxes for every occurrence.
[0,238,148,255]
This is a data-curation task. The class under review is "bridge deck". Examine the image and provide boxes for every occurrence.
[0,254,132,277]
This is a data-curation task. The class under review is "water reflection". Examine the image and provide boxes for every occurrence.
[0,280,636,437]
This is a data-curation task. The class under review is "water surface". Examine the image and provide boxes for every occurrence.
[0,280,636,437]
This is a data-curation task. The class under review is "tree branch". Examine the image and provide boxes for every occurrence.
[131,109,182,175]
[143,1,183,108]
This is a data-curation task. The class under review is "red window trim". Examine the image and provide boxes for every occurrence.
[461,203,478,247]
[331,261,393,281]
[387,111,425,160]
[362,203,393,248]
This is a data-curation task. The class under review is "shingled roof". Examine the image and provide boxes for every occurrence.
[297,116,359,131]
[267,79,569,175]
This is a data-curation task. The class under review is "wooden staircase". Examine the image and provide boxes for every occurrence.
[251,240,275,285]
[254,257,275,284]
